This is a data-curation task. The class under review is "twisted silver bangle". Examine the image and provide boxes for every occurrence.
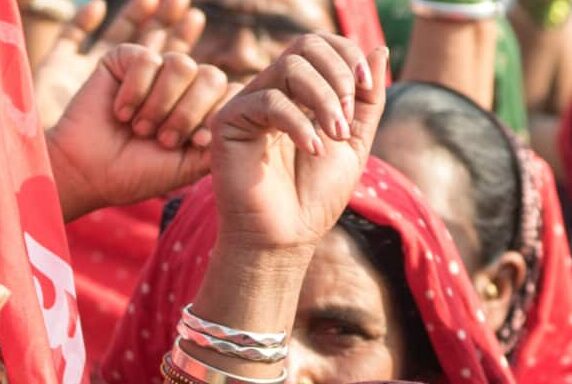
[411,0,508,20]
[182,304,287,348]
[177,321,288,363]
[171,337,288,384]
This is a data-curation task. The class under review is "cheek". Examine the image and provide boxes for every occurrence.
[317,344,399,383]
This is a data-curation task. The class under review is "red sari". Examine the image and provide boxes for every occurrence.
[100,153,572,383]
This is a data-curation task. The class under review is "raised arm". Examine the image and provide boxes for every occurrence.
[401,1,501,109]
[171,35,389,381]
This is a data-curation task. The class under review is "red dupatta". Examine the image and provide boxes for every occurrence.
[0,0,87,382]
[100,157,517,383]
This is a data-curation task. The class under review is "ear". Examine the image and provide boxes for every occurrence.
[472,251,526,332]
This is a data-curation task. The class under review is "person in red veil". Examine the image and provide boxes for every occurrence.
[103,76,572,383]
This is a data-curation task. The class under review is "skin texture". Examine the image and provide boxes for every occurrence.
[287,227,405,383]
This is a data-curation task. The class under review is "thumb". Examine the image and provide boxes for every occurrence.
[351,46,389,158]
[54,0,107,56]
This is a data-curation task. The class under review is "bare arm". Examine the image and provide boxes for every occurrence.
[402,17,497,110]
[509,3,572,114]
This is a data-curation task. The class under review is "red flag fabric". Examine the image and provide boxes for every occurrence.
[0,0,86,382]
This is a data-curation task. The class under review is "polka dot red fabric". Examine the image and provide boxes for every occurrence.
[100,155,572,383]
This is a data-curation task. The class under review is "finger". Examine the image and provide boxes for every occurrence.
[137,0,190,49]
[0,285,10,311]
[317,33,373,91]
[131,52,198,139]
[157,64,227,148]
[99,0,159,46]
[54,0,106,55]
[102,44,164,122]
[286,34,356,122]
[267,54,351,141]
[164,8,206,53]
[351,47,389,159]
[190,82,243,148]
[214,89,324,156]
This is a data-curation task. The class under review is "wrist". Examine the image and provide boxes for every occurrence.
[185,244,314,379]
[46,132,102,222]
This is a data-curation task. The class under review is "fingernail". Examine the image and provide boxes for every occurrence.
[134,120,154,136]
[0,285,11,309]
[311,135,325,156]
[341,95,354,122]
[191,128,212,148]
[335,116,351,140]
[159,130,180,148]
[384,46,390,59]
[356,61,373,91]
[118,106,134,122]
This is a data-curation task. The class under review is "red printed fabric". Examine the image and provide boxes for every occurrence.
[66,199,163,370]
[103,155,556,384]
[0,1,87,383]
[72,1,387,373]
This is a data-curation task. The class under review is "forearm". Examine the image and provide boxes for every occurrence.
[402,17,497,109]
[509,4,572,113]
[182,242,314,379]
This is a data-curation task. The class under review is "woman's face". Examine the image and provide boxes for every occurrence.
[286,227,406,384]
[191,0,337,84]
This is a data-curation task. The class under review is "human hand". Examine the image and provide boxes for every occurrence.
[211,34,389,252]
[48,44,234,222]
[34,0,206,129]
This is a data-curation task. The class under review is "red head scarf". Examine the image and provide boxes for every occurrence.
[102,154,564,384]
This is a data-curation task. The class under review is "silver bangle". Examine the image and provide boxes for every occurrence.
[172,337,288,384]
[411,0,507,20]
[182,304,287,348]
[177,321,288,363]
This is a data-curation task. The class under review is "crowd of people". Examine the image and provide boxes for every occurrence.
[1,0,572,383]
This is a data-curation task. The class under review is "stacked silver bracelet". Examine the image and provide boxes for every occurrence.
[177,304,288,363]
[411,0,510,20]
[171,337,288,384]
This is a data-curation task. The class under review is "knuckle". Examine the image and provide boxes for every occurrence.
[298,34,324,54]
[197,65,228,89]
[282,54,307,74]
[261,89,286,110]
[167,110,200,131]
[162,52,198,75]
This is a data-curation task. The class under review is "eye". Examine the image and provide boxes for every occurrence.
[307,319,371,353]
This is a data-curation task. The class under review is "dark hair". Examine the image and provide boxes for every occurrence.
[338,210,440,381]
[378,82,522,266]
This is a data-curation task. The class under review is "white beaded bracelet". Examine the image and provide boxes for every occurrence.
[177,321,289,363]
[171,337,288,384]
[411,0,509,20]
[182,304,287,348]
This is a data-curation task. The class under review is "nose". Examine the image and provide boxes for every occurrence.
[210,27,270,81]
[284,338,317,384]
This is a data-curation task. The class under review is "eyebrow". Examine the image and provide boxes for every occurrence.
[194,1,314,35]
[305,304,384,331]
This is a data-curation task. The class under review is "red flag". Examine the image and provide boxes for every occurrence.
[0,0,87,382]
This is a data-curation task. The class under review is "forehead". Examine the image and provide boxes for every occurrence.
[300,227,388,310]
[373,119,481,270]
[195,0,334,26]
